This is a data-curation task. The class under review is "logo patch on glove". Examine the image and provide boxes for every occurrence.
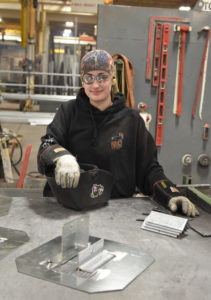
[54,147,66,153]
[170,186,179,193]
[90,184,104,198]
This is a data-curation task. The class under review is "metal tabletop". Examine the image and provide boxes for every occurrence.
[0,189,210,300]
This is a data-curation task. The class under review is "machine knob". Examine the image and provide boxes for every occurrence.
[182,154,193,166]
[198,154,210,167]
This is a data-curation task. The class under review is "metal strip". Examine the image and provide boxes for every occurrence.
[1,93,76,102]
[173,32,181,114]
[0,70,81,77]
[0,83,80,90]
[176,25,192,117]
[61,216,89,262]
[199,38,209,119]
[0,111,55,124]
[192,27,210,119]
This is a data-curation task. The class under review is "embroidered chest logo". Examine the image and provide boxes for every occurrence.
[111,132,124,150]
[90,184,104,198]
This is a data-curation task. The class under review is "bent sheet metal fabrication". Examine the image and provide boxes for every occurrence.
[16,215,155,293]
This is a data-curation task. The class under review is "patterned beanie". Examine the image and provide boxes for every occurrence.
[80,49,114,75]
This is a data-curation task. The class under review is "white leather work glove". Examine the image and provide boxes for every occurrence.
[55,154,80,188]
[168,196,199,217]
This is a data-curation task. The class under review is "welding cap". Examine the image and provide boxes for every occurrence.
[80,49,114,76]
[47,163,114,211]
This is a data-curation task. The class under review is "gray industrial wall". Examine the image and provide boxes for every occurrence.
[97,2,211,185]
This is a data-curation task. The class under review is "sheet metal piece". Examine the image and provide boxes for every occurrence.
[0,195,12,217]
[0,227,29,260]
[16,217,155,293]
[189,208,211,237]
[141,211,188,238]
[61,215,89,262]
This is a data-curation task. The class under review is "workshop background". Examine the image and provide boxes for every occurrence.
[0,0,210,187]
[97,2,211,185]
[0,2,211,300]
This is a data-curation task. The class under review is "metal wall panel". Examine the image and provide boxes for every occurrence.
[97,4,211,185]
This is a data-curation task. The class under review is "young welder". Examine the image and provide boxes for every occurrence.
[37,49,199,217]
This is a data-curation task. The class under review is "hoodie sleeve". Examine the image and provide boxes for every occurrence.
[136,117,184,207]
[37,103,72,175]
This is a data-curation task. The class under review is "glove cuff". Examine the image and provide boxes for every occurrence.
[153,180,184,207]
[39,144,70,167]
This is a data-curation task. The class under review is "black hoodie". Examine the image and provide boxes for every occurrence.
[38,90,183,204]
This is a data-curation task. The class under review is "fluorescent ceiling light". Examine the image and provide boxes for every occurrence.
[1,34,21,42]
[65,21,74,27]
[63,29,72,37]
[179,6,191,11]
[54,36,96,45]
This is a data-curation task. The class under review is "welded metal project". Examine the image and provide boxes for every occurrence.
[0,195,12,217]
[16,215,155,293]
[0,227,29,260]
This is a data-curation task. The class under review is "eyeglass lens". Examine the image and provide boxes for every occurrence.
[83,73,109,84]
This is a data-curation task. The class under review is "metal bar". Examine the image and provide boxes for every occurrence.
[41,9,46,53]
[33,84,80,89]
[173,33,181,114]
[192,27,210,119]
[177,29,186,117]
[20,0,27,47]
[0,70,81,77]
[29,0,35,40]
[1,93,76,102]
[199,38,209,120]
[176,25,192,117]
[0,83,80,89]
[0,111,55,124]
[0,83,27,87]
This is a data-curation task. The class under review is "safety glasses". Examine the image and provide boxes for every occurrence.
[82,73,110,84]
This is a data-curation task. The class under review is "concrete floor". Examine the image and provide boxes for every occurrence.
[1,122,47,186]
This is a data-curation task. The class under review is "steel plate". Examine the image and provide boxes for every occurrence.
[0,195,12,217]
[0,227,30,260]
[16,235,155,293]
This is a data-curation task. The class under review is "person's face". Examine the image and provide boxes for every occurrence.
[82,70,113,109]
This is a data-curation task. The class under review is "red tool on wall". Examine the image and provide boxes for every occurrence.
[155,23,171,147]
[174,25,192,117]
[17,144,32,188]
[146,16,190,81]
[152,23,163,86]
